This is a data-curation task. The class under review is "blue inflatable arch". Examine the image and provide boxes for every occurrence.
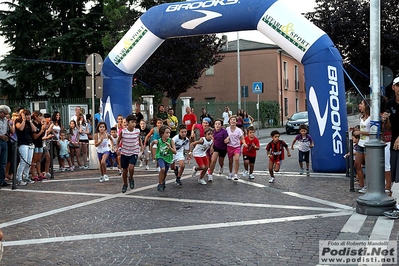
[101,0,348,172]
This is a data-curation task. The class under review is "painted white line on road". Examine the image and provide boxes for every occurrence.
[235,179,267,188]
[340,212,367,233]
[2,211,352,247]
[369,217,394,240]
[283,192,354,211]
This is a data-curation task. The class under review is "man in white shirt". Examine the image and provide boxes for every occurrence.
[222,106,232,127]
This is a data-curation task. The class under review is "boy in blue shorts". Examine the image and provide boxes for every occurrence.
[291,124,314,176]
[151,125,176,191]
[116,114,142,193]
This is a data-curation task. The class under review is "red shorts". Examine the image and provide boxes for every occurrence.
[194,156,209,167]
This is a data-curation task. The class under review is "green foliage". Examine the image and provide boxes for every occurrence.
[305,0,399,98]
[0,0,224,104]
[258,101,279,128]
[0,0,109,99]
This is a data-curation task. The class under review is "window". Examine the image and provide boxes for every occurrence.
[296,98,299,112]
[205,66,214,76]
[294,65,299,91]
[305,99,307,111]
[284,98,288,116]
[283,61,288,89]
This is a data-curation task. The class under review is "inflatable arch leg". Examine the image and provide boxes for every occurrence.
[101,0,348,172]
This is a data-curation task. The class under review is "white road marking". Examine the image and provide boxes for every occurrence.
[283,192,354,210]
[340,212,367,233]
[369,217,394,240]
[2,211,352,247]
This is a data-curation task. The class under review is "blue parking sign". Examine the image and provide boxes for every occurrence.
[252,82,263,94]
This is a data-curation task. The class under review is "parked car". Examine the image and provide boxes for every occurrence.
[285,111,308,135]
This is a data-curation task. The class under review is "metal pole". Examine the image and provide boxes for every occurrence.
[91,54,96,131]
[257,94,260,136]
[50,140,54,179]
[237,32,241,110]
[12,141,17,190]
[356,0,395,215]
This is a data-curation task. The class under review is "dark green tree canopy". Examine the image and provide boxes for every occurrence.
[0,0,108,99]
[0,0,224,103]
[306,0,399,97]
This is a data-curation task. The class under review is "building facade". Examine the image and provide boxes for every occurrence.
[179,39,307,126]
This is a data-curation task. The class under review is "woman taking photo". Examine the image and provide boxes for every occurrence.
[15,109,38,186]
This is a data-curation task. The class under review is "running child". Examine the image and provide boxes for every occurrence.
[266,130,291,183]
[242,126,260,179]
[144,118,163,171]
[208,119,228,181]
[138,120,150,170]
[226,115,247,181]
[117,114,141,193]
[291,124,314,176]
[94,122,114,182]
[57,131,75,171]
[109,127,121,173]
[151,125,176,191]
[171,124,190,186]
[190,128,214,185]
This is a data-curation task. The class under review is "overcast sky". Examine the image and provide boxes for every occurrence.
[0,0,316,58]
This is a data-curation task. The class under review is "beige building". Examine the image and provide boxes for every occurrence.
[179,39,307,126]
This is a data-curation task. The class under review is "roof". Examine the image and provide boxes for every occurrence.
[222,39,280,52]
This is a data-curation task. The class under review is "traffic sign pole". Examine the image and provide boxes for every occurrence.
[91,55,95,128]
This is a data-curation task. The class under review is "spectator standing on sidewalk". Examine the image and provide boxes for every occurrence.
[353,98,370,193]
[15,109,38,185]
[183,106,197,138]
[30,111,47,181]
[77,114,90,169]
[156,105,168,125]
[291,124,314,176]
[222,106,232,127]
[167,108,179,138]
[57,130,75,171]
[266,130,291,183]
[385,78,399,197]
[117,114,141,193]
[0,105,12,187]
[242,126,260,180]
[199,108,213,126]
[51,111,63,168]
[68,120,82,169]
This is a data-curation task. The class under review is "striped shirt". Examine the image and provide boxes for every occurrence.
[120,128,140,156]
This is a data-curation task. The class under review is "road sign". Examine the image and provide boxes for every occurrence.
[86,76,103,98]
[252,82,263,94]
[85,53,103,75]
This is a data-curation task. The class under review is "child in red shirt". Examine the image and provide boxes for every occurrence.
[266,130,291,183]
[242,126,260,179]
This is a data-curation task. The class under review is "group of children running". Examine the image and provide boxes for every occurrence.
[93,113,314,193]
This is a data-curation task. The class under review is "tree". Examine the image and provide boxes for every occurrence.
[305,0,399,98]
[0,0,109,99]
